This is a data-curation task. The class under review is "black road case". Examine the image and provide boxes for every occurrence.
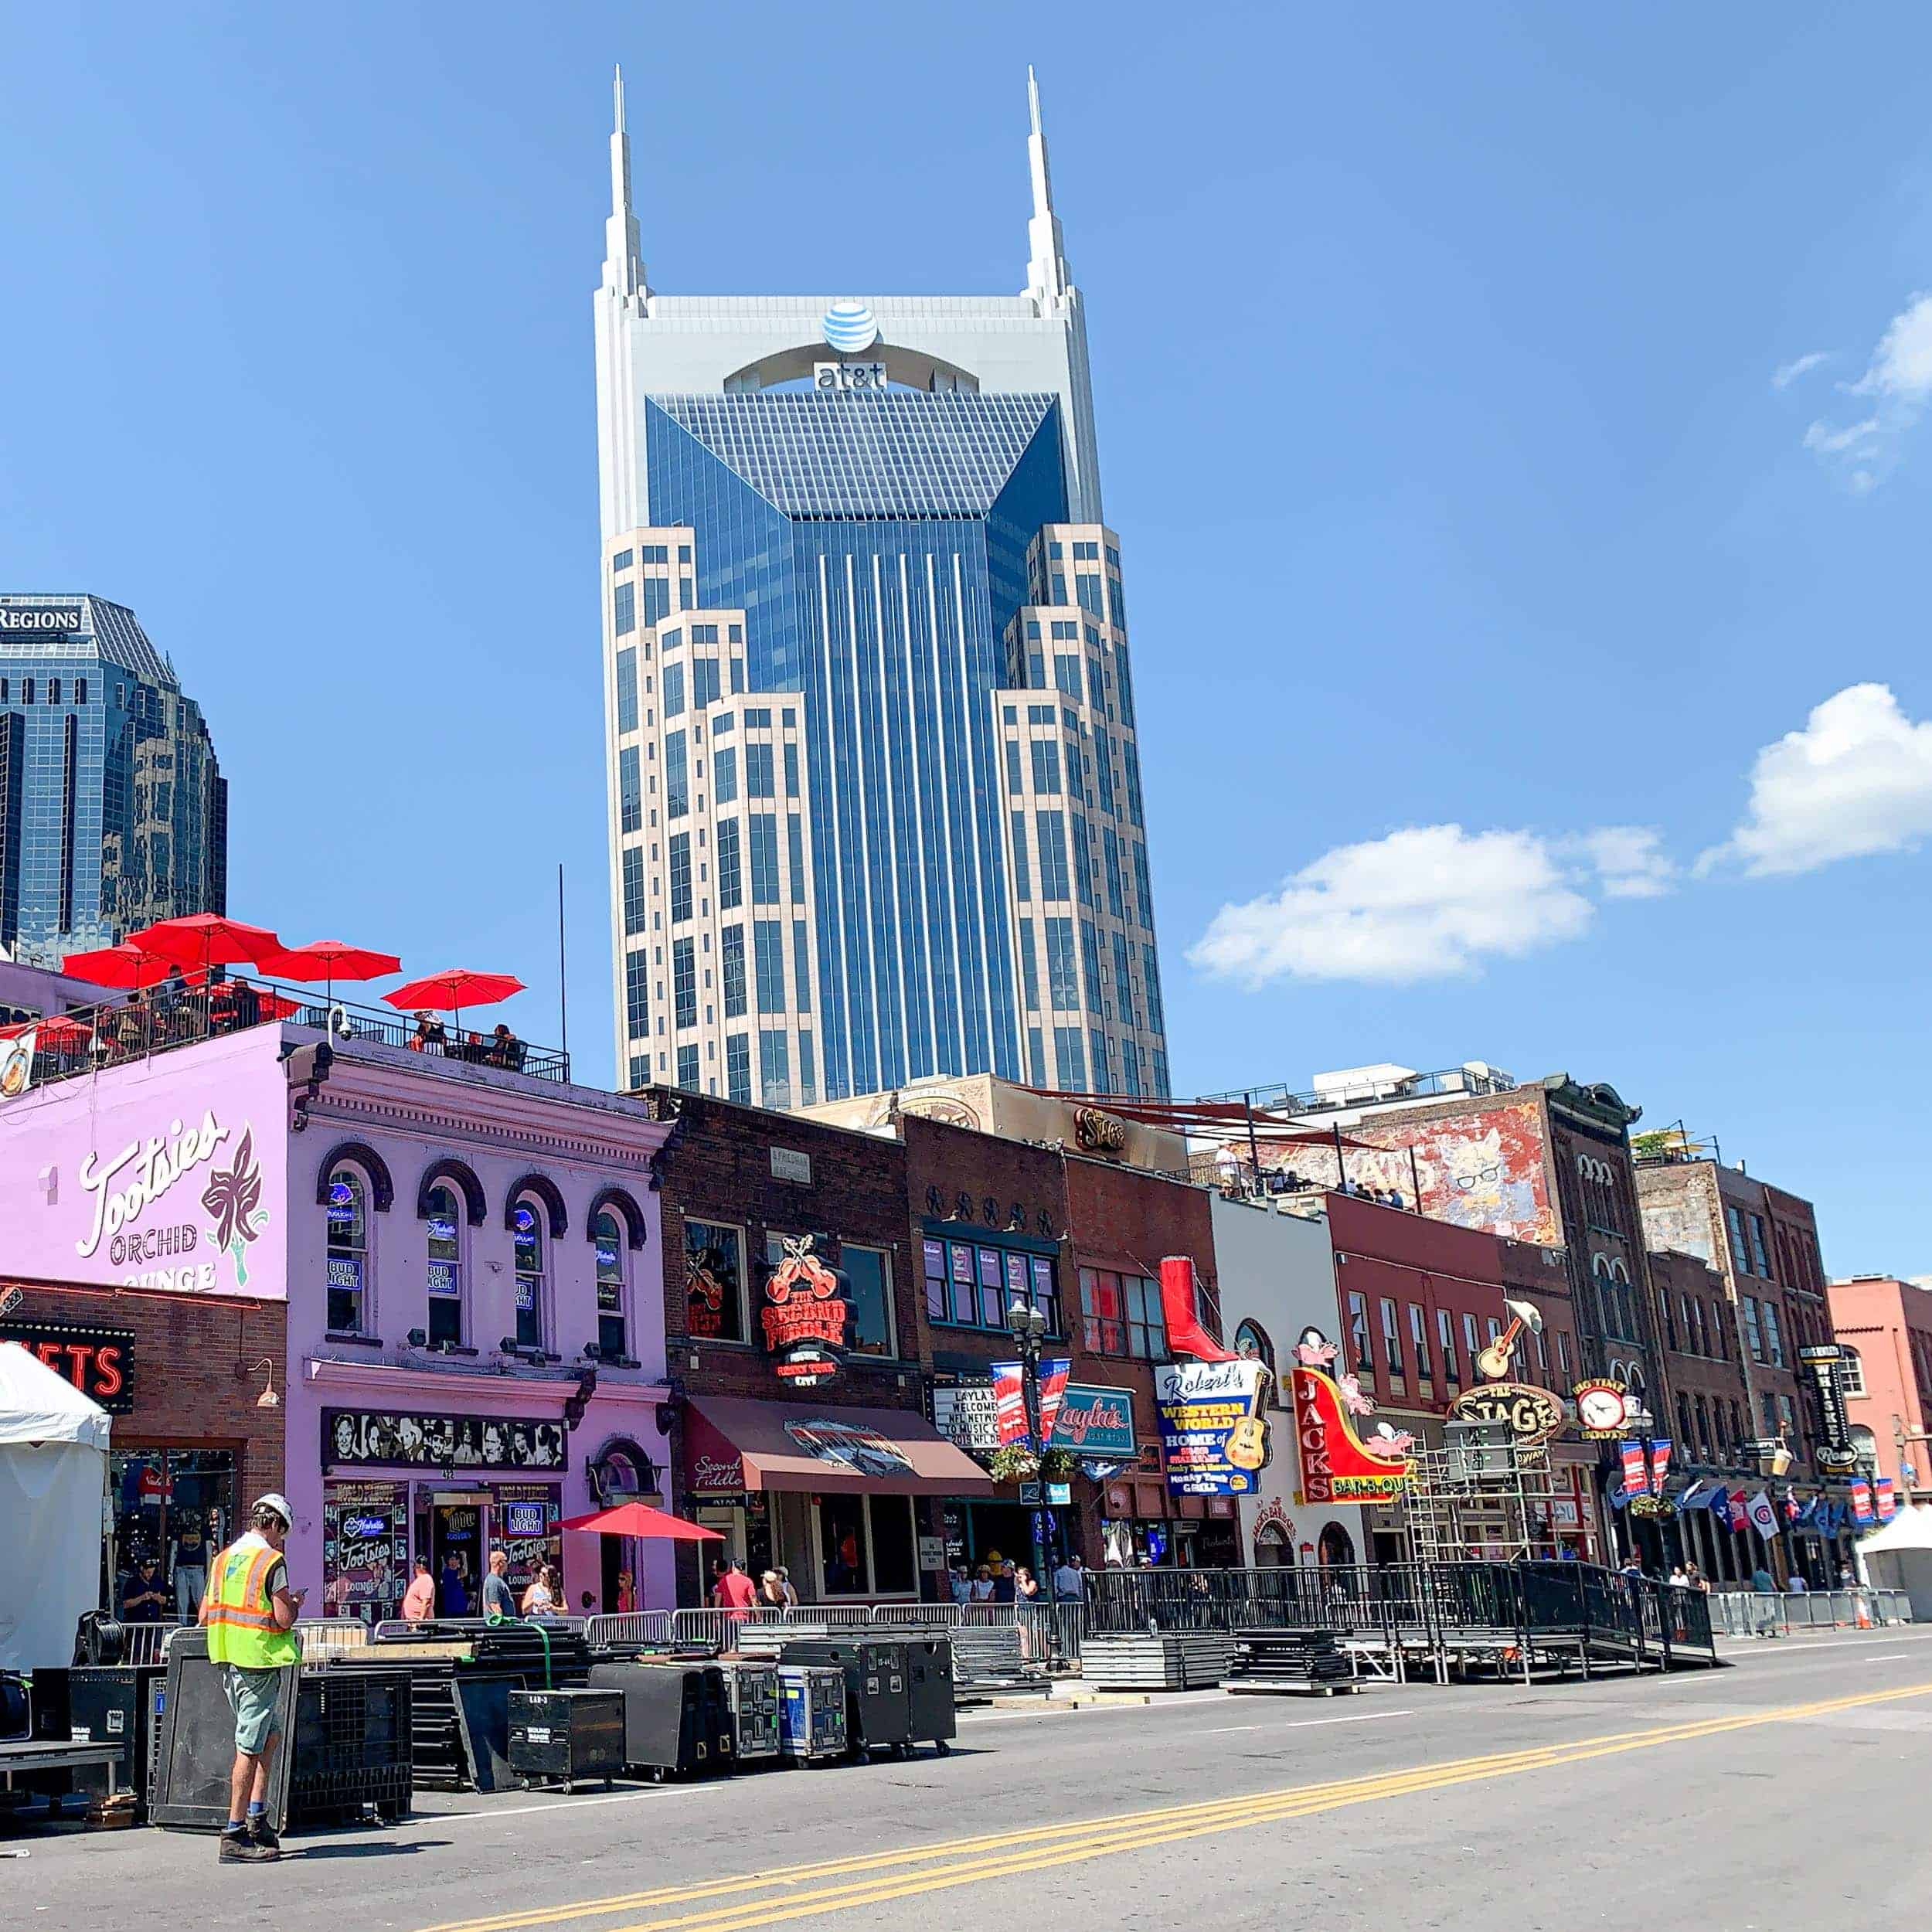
[775,1638,911,1760]
[507,1688,625,1791]
[903,1639,956,1753]
[586,1662,733,1778]
[776,1665,847,1764]
[66,1666,165,1811]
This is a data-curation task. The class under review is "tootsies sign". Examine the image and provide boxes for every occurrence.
[0,1321,134,1413]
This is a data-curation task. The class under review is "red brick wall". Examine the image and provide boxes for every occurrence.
[0,1274,287,1509]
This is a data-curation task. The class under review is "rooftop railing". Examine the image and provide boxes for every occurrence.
[11,977,570,1092]
[1199,1066,1519,1115]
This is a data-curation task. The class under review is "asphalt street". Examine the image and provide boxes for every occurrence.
[13,1627,1932,1932]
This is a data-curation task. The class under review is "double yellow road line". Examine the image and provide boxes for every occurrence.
[421,1679,1932,1932]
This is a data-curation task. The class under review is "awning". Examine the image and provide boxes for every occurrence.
[684,1396,995,1498]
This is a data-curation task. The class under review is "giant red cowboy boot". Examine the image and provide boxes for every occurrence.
[1158,1255,1235,1362]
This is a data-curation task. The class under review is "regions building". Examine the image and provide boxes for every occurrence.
[595,71,1168,1110]
[0,594,226,966]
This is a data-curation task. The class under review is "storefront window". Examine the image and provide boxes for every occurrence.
[1080,1269,1165,1359]
[838,1243,896,1356]
[685,1219,747,1342]
[594,1211,628,1359]
[512,1200,546,1350]
[427,1186,464,1345]
[816,1494,917,1597]
[327,1167,369,1335]
[923,1238,1060,1335]
[111,1450,236,1621]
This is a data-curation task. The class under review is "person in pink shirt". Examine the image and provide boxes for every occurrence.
[400,1558,437,1622]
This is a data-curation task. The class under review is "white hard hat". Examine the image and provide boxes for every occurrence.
[252,1492,294,1526]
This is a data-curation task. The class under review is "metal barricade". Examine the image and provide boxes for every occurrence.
[296,1618,372,1660]
[873,1604,961,1628]
[586,1611,674,1649]
[122,1621,182,1665]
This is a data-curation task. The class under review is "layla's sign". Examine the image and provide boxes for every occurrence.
[1449,1382,1564,1447]
[324,1408,566,1471]
[1291,1365,1414,1505]
[0,1321,134,1413]
[761,1234,848,1387]
[1050,1383,1137,1457]
[1153,1358,1272,1495]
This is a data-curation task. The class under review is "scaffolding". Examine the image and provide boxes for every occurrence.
[1401,1422,1566,1566]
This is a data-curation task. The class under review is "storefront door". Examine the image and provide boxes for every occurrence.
[428,1495,488,1616]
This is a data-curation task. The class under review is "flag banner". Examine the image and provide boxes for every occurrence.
[990,1362,1029,1447]
[1781,1491,1801,1522]
[1649,1438,1672,1492]
[1620,1442,1648,1496]
[1794,1495,1819,1527]
[1746,1490,1782,1539]
[1036,1359,1072,1445]
[1727,1491,1752,1533]
[1609,1481,1629,1509]
[1679,1479,1712,1510]
[1876,1476,1897,1520]
[1851,1480,1874,1526]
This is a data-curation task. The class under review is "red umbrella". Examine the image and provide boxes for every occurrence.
[254,939,402,1011]
[61,942,174,990]
[557,1502,721,1542]
[384,968,524,1039]
[129,914,281,972]
[35,1013,94,1048]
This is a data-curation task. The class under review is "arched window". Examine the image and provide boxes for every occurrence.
[426,1183,465,1346]
[512,1196,548,1350]
[1233,1319,1275,1376]
[326,1165,372,1335]
[594,1209,629,1361]
[1841,1348,1866,1396]
[1592,1255,1618,1338]
[1253,1522,1292,1568]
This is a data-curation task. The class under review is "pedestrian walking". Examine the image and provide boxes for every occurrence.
[777,1566,799,1607]
[481,1547,516,1621]
[200,1493,304,1863]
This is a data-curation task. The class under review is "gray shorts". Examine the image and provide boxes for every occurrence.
[223,1665,286,1755]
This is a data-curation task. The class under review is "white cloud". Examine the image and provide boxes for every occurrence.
[1188,825,1595,988]
[1577,825,1676,900]
[1773,350,1832,390]
[1700,682,1932,876]
[1803,293,1932,481]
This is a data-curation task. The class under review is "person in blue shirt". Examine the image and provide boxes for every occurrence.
[438,1553,470,1616]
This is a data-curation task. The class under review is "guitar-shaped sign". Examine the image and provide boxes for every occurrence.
[1225,1411,1270,1472]
[1475,1298,1545,1381]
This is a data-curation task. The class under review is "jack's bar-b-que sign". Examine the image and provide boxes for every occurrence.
[324,1408,566,1471]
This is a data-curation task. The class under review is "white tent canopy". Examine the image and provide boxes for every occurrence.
[0,1341,111,1669]
[1859,1503,1932,1620]
[1859,1502,1932,1553]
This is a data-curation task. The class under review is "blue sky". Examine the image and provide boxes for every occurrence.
[5,6,1930,1275]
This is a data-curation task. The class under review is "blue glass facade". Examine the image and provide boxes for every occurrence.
[0,596,225,965]
[644,390,1067,1100]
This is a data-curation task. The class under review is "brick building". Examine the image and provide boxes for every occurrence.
[1634,1148,1832,1472]
[647,1090,990,1605]
[1825,1274,1932,1505]
[1,1274,287,1620]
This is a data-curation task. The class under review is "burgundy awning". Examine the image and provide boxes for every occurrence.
[684,1396,995,1498]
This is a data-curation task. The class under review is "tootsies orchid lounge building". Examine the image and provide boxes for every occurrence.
[0,1022,680,1619]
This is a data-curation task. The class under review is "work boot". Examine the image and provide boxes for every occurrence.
[247,1813,282,1855]
[219,1827,277,1863]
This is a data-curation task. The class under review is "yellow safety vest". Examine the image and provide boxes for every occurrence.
[203,1536,300,1668]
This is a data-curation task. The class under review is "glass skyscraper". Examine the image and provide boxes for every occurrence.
[0,594,226,966]
[596,70,1167,1107]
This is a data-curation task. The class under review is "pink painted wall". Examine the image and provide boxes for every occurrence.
[0,1027,291,1298]
[1,1027,682,1611]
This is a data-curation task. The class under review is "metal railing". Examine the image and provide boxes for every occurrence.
[117,1614,375,1666]
[585,1611,675,1649]
[15,976,570,1090]
[1709,1588,1911,1637]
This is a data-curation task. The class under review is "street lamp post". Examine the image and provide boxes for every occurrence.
[1007,1298,1053,1598]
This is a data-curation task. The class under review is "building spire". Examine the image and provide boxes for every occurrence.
[1024,64,1071,311]
[604,63,647,302]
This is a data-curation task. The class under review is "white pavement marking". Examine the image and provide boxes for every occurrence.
[1201,1709,1415,1736]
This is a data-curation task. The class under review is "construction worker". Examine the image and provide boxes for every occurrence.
[199,1492,304,1862]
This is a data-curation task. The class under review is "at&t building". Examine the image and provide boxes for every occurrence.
[596,71,1168,1109]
